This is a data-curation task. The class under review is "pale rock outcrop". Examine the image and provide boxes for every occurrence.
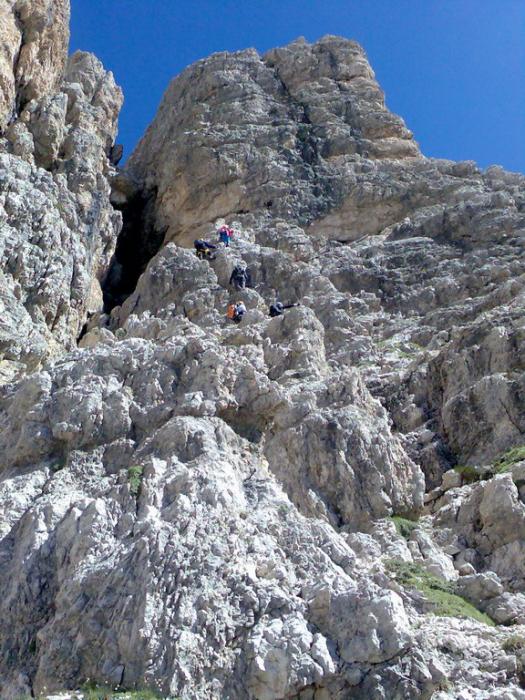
[0,0,70,129]
[430,474,525,593]
[264,364,424,527]
[124,35,419,247]
[456,572,504,606]
[484,592,525,625]
[0,44,123,380]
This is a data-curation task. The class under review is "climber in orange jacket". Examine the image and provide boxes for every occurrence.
[227,301,246,323]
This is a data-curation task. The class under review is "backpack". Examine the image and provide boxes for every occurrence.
[269,303,282,317]
[227,303,236,319]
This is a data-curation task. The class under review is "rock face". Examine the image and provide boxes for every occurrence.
[0,12,525,700]
[125,36,418,249]
[0,0,122,382]
[0,0,70,130]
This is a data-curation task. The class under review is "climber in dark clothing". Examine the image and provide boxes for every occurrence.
[229,264,251,291]
[269,301,299,317]
[194,239,217,260]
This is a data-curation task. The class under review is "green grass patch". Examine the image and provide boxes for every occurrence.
[493,445,525,474]
[82,685,165,700]
[391,515,419,539]
[128,465,144,497]
[502,634,525,653]
[453,447,525,485]
[385,559,495,627]
[83,688,112,700]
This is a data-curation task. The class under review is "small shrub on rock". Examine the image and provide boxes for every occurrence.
[128,465,144,496]
[391,515,419,539]
[502,634,525,653]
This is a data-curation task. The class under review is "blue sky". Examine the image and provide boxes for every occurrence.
[70,0,525,173]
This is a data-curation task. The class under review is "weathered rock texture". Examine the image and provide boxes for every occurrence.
[0,0,122,383]
[0,0,70,130]
[125,36,418,249]
[1,16,525,700]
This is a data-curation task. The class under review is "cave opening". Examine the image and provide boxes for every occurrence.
[102,187,166,313]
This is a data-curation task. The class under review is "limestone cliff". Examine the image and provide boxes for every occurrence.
[0,6,525,700]
[0,0,122,384]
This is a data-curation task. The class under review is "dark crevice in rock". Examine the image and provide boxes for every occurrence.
[11,10,27,121]
[217,408,266,444]
[76,312,96,344]
[109,143,124,166]
[102,187,166,312]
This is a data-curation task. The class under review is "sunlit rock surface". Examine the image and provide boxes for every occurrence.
[0,0,122,383]
[1,11,525,700]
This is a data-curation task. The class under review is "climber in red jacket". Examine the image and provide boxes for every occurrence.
[218,225,233,247]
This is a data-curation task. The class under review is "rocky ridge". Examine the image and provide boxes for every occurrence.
[0,7,525,700]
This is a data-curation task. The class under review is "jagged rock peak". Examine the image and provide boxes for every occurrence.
[123,35,419,247]
[0,0,71,129]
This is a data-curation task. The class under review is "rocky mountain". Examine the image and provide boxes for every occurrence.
[0,3,524,699]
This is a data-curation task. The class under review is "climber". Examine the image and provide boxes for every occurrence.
[229,263,251,291]
[392,216,413,238]
[227,301,246,323]
[269,301,299,317]
[217,224,233,247]
[234,301,247,323]
[194,239,217,260]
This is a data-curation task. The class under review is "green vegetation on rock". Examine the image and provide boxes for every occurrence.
[493,445,525,474]
[502,634,525,653]
[17,690,171,700]
[453,446,525,486]
[128,465,144,496]
[391,515,419,539]
[82,685,167,700]
[385,559,495,626]
[453,464,484,484]
[376,338,423,359]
